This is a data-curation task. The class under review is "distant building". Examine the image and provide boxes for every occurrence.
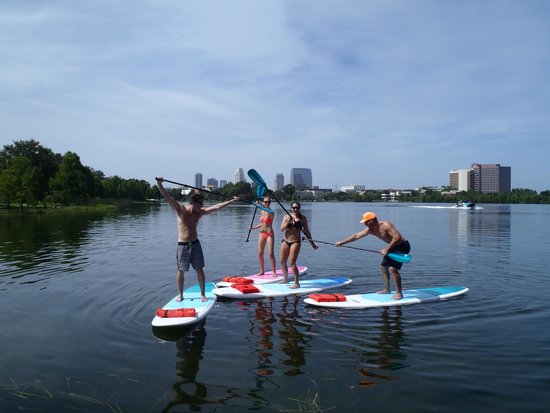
[449,164,511,193]
[449,169,474,192]
[274,174,284,191]
[207,178,218,189]
[219,180,227,188]
[471,163,511,193]
[290,168,312,190]
[195,172,203,189]
[341,185,366,193]
[234,168,245,184]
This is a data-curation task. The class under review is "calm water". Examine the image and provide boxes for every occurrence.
[1,202,549,412]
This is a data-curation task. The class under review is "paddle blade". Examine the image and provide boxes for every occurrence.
[388,252,412,263]
[256,183,266,199]
[257,204,274,214]
[248,169,267,187]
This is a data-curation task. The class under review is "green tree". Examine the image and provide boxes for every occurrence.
[49,152,92,205]
[0,156,41,208]
[0,139,62,202]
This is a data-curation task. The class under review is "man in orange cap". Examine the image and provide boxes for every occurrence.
[336,212,411,300]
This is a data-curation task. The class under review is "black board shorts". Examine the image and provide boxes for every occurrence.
[381,240,411,270]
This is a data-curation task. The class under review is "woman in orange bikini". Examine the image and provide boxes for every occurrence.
[250,196,277,275]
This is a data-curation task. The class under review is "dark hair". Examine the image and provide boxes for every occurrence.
[189,192,205,203]
[291,201,301,208]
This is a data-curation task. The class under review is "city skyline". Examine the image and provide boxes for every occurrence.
[2,2,548,192]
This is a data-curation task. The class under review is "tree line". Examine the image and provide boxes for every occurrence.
[2,139,548,208]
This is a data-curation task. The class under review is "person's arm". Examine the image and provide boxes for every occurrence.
[156,177,182,212]
[301,216,318,249]
[280,215,291,232]
[380,223,403,256]
[336,228,369,246]
[203,196,239,214]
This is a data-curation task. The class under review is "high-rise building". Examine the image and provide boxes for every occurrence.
[195,172,203,189]
[449,169,474,192]
[471,163,511,193]
[290,168,312,190]
[274,174,284,191]
[234,168,245,184]
[449,164,511,193]
[206,178,218,189]
[219,180,227,188]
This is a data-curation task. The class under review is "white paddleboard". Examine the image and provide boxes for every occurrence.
[152,282,217,327]
[213,277,352,299]
[304,286,468,309]
[215,266,308,287]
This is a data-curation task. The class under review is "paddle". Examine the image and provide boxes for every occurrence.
[245,184,267,242]
[247,169,316,248]
[303,238,412,263]
[159,178,274,213]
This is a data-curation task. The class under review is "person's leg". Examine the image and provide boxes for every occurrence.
[377,266,391,294]
[288,243,302,289]
[257,235,267,274]
[279,242,290,283]
[196,267,207,302]
[176,270,185,301]
[266,235,277,274]
[390,267,403,300]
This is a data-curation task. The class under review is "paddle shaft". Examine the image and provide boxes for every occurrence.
[303,238,411,263]
[159,179,273,213]
[245,204,258,242]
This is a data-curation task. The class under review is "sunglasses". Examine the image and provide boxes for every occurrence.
[263,200,271,204]
[292,206,300,209]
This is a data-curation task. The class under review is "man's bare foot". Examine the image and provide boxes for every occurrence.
[176,295,183,302]
[377,289,390,294]
[392,293,403,300]
[289,283,300,289]
[201,296,208,302]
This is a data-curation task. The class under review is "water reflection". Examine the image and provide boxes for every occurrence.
[0,205,158,287]
[354,307,406,387]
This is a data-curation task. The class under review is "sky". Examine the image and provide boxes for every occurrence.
[1,0,549,192]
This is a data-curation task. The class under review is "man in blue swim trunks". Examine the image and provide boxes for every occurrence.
[336,212,411,300]
[156,177,239,302]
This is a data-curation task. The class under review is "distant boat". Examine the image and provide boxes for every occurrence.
[455,200,476,209]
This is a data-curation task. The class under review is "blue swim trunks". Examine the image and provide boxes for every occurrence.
[176,239,205,271]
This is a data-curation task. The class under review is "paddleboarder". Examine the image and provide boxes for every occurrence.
[156,177,239,302]
[336,212,411,300]
[249,196,277,275]
[280,202,318,288]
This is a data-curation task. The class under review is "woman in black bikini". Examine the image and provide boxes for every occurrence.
[279,202,317,288]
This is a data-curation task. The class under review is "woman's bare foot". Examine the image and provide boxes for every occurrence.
[289,283,300,289]
[201,296,208,302]
[377,289,390,294]
[392,293,403,300]
[279,277,289,284]
[176,295,184,302]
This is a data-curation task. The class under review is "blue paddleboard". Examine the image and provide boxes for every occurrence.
[304,286,468,309]
[152,282,217,327]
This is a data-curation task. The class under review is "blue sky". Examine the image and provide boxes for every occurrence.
[1,0,549,191]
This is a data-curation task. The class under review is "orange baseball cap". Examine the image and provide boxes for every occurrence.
[360,212,377,223]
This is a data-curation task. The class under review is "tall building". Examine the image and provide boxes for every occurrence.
[195,172,203,189]
[290,168,312,190]
[206,178,218,189]
[449,169,474,192]
[471,163,511,193]
[274,174,284,191]
[234,168,245,184]
[219,180,227,188]
[449,164,511,193]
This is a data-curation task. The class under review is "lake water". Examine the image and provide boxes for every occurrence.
[1,202,549,412]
